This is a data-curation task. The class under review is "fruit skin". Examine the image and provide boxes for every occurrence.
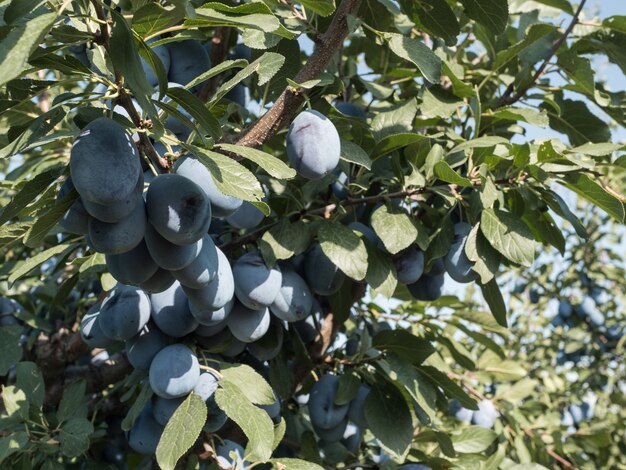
[558,301,573,318]
[444,223,478,283]
[331,170,349,199]
[144,223,202,271]
[225,201,265,229]
[407,260,445,301]
[171,235,219,289]
[166,40,211,93]
[125,322,168,370]
[449,399,473,423]
[139,268,176,294]
[270,268,313,322]
[80,302,114,348]
[127,402,164,455]
[308,374,350,430]
[82,172,143,223]
[248,318,284,361]
[57,178,89,235]
[314,416,348,443]
[336,101,366,118]
[88,197,147,255]
[347,221,380,246]
[105,239,159,286]
[471,399,498,428]
[98,286,151,341]
[398,465,431,470]
[216,439,247,469]
[152,373,218,426]
[304,244,345,296]
[294,299,323,344]
[394,246,425,285]
[232,252,282,309]
[348,384,370,428]
[141,38,171,87]
[70,117,141,205]
[185,247,235,320]
[174,155,242,218]
[146,174,212,245]
[150,281,199,338]
[149,344,200,399]
[226,302,271,343]
[578,296,604,328]
[286,110,341,180]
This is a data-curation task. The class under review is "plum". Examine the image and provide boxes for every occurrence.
[347,221,380,246]
[166,40,211,93]
[294,299,323,344]
[304,244,345,296]
[185,247,235,318]
[174,155,242,218]
[444,223,477,283]
[141,38,171,88]
[98,286,151,341]
[105,239,159,286]
[308,374,349,429]
[82,172,143,223]
[247,317,284,361]
[139,268,176,294]
[127,402,164,455]
[393,245,425,285]
[336,101,366,118]
[348,384,370,428]
[144,223,202,271]
[331,170,349,199]
[126,322,168,370]
[171,235,219,289]
[70,117,141,205]
[286,110,341,180]
[216,440,247,469]
[471,399,498,428]
[407,272,444,301]
[88,199,147,255]
[150,281,199,338]
[205,396,228,432]
[152,395,184,426]
[225,201,265,229]
[56,178,89,235]
[449,399,473,423]
[270,268,313,322]
[80,302,114,348]
[341,423,361,453]
[149,344,200,399]
[226,302,271,343]
[314,417,348,443]
[146,174,211,245]
[233,252,282,309]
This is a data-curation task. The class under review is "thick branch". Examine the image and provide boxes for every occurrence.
[35,329,88,383]
[235,0,362,148]
[494,0,587,109]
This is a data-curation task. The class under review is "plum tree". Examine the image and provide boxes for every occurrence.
[286,110,341,180]
[149,344,200,399]
[146,174,212,245]
[232,252,282,309]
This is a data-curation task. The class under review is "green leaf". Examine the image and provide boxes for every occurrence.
[569,142,624,156]
[370,205,419,255]
[0,327,23,376]
[156,393,207,470]
[259,220,311,266]
[434,161,472,186]
[186,144,264,202]
[364,380,413,461]
[531,0,574,14]
[385,33,442,83]
[133,3,184,37]
[270,459,324,470]
[460,0,508,35]
[335,372,361,406]
[543,98,611,147]
[2,385,29,419]
[371,99,418,142]
[418,366,478,409]
[318,220,368,281]
[194,2,293,36]
[15,362,44,409]
[299,0,335,16]
[0,168,61,225]
[220,363,275,405]
[408,0,460,46]
[8,243,75,285]
[121,382,153,431]
[452,426,498,453]
[340,139,372,169]
[0,432,28,465]
[217,144,296,180]
[57,380,87,423]
[560,173,625,223]
[23,183,77,248]
[58,417,94,457]
[465,224,500,284]
[272,418,286,451]
[451,136,509,153]
[215,380,274,462]
[490,107,549,127]
[480,209,537,267]
[0,10,57,87]
[480,279,508,328]
[364,243,398,299]
[421,86,463,119]
[165,86,222,141]
[373,329,435,366]
[370,133,427,160]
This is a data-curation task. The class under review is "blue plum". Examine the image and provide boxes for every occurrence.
[126,322,168,370]
[225,201,265,229]
[152,395,184,426]
[82,172,143,223]
[98,286,151,341]
[394,246,425,285]
[174,155,242,218]
[225,84,246,107]
[56,178,89,235]
[471,399,498,428]
[88,199,147,255]
[348,384,370,428]
[105,239,159,286]
[444,223,477,283]
[139,268,176,294]
[336,101,366,118]
[145,174,211,245]
[166,40,211,93]
[270,268,313,322]
[141,38,170,88]
[558,301,573,318]
[226,302,271,343]
[347,221,380,246]
[341,423,361,454]
[304,244,345,296]
[286,110,341,180]
[308,374,349,429]
[149,344,200,398]
[144,223,202,271]
[407,272,444,301]
[194,372,220,401]
[578,296,604,328]
[80,302,114,348]
[127,402,164,455]
[216,440,247,469]
[70,118,141,205]
[314,417,348,443]
[248,317,284,361]
[171,235,219,289]
[233,252,282,309]
[449,399,473,423]
[205,396,227,432]
[150,281,199,338]
[331,170,349,200]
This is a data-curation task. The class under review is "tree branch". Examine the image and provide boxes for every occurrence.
[199,27,232,102]
[234,0,362,148]
[494,0,588,109]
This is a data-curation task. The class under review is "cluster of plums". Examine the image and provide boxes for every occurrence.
[551,296,623,341]
[449,399,499,428]
[560,396,595,434]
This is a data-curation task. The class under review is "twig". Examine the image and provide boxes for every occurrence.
[199,27,232,102]
[494,0,588,109]
[234,0,362,148]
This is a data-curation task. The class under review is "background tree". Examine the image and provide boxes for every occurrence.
[0,0,624,469]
